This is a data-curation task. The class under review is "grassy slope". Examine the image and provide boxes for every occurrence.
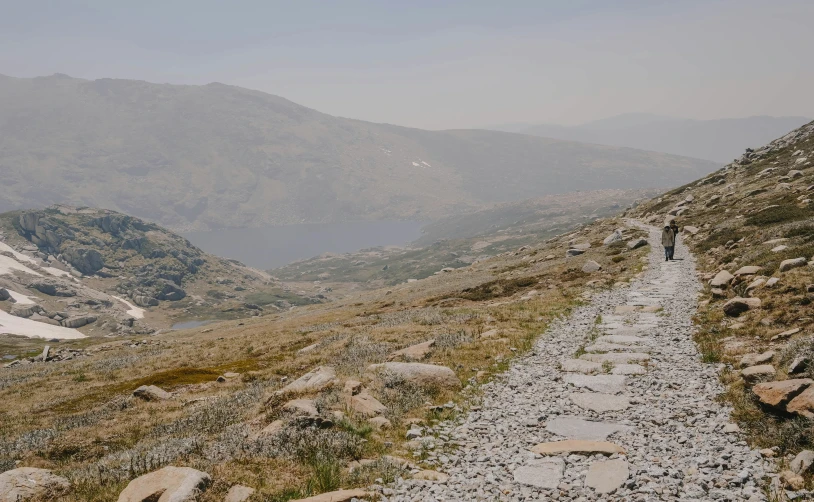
[0,213,650,501]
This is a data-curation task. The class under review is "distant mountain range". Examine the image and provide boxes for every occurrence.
[0,75,719,231]
[487,113,811,163]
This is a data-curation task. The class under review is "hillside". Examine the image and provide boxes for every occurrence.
[0,195,656,500]
[0,74,718,231]
[491,114,811,163]
[630,120,814,477]
[0,205,316,358]
[273,188,656,289]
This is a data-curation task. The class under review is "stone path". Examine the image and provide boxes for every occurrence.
[385,223,772,501]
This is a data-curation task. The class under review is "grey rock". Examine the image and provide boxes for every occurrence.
[585,459,629,494]
[546,417,632,440]
[513,458,564,489]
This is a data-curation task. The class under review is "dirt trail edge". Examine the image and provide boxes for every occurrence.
[385,222,773,501]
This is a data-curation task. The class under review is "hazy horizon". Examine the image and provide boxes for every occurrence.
[2,0,812,130]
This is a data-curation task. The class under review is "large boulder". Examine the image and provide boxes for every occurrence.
[275,366,338,395]
[582,260,602,273]
[626,238,647,250]
[365,362,461,389]
[27,279,76,297]
[739,351,775,368]
[723,297,761,317]
[780,257,807,272]
[603,230,623,245]
[741,365,776,383]
[709,270,734,288]
[388,340,435,361]
[10,304,42,318]
[224,485,256,502]
[0,288,10,301]
[61,315,97,328]
[132,294,159,307]
[734,266,762,277]
[155,280,187,301]
[753,379,812,408]
[787,387,814,418]
[116,466,210,502]
[133,385,172,401]
[62,247,104,275]
[348,391,388,417]
[0,467,70,501]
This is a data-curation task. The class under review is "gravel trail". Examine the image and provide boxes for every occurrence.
[385,223,772,501]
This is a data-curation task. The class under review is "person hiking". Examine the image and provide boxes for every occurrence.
[669,220,680,259]
[661,224,675,261]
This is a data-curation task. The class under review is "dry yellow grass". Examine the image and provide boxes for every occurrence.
[0,216,649,500]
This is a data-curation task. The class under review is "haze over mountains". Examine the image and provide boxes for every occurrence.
[0,74,719,231]
[488,113,811,163]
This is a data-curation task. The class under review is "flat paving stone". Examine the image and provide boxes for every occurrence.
[569,392,631,413]
[545,416,632,440]
[563,374,627,394]
[594,335,650,345]
[561,359,602,374]
[585,459,629,495]
[585,342,651,353]
[581,352,651,364]
[530,440,625,456]
[611,363,647,375]
[513,458,564,489]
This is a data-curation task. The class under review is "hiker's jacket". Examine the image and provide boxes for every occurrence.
[661,227,676,247]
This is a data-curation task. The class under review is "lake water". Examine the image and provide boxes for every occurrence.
[184,220,425,270]
[171,320,216,330]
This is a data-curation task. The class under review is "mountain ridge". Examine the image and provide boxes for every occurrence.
[488,114,811,162]
[0,74,718,231]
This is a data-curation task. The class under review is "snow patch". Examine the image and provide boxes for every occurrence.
[0,241,72,278]
[6,290,37,305]
[0,254,42,277]
[412,162,420,167]
[112,295,145,319]
[421,161,432,167]
[0,309,86,340]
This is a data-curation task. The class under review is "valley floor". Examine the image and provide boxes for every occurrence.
[387,223,773,501]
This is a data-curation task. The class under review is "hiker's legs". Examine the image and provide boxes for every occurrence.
[669,245,675,259]
[664,246,670,260]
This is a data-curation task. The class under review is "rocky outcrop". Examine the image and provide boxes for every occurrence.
[0,288,10,301]
[779,257,807,272]
[116,466,210,502]
[388,340,435,361]
[582,260,602,273]
[627,238,647,249]
[62,247,104,275]
[0,467,70,501]
[27,279,77,297]
[603,230,623,245]
[275,366,338,395]
[133,385,172,401]
[61,315,97,328]
[365,362,461,389]
[709,270,734,288]
[722,297,761,316]
[752,379,812,408]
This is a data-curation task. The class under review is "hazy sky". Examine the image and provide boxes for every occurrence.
[1,0,812,129]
